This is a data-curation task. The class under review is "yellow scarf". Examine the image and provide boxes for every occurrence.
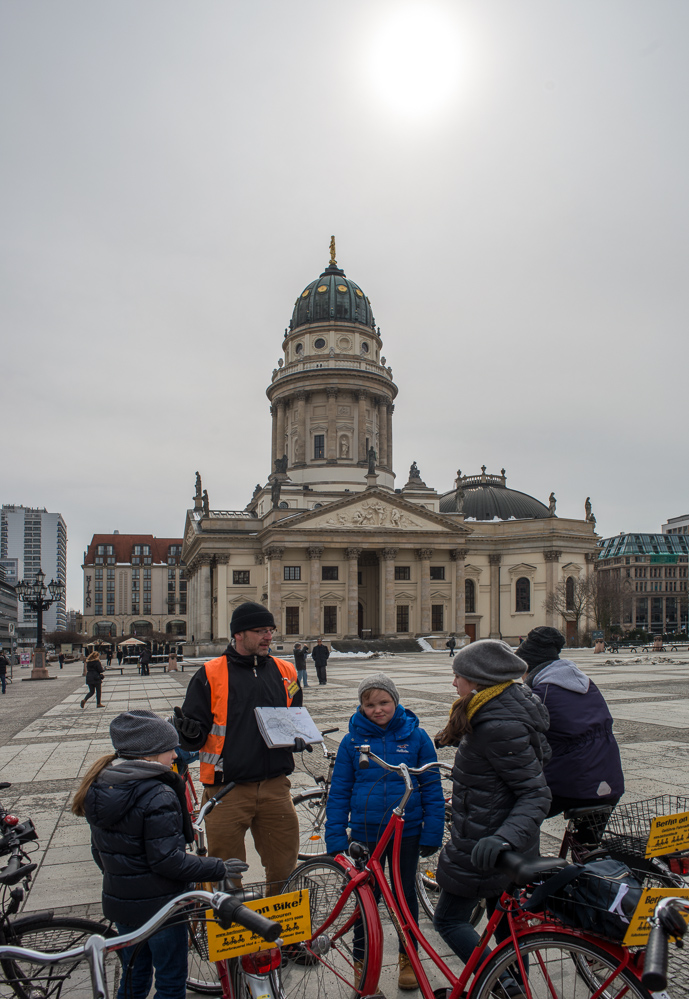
[465,680,515,722]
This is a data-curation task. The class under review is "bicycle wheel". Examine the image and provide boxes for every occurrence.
[1,916,121,999]
[472,930,651,999]
[280,857,374,999]
[293,789,328,860]
[186,909,223,995]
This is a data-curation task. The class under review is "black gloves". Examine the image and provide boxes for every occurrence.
[172,706,202,742]
[419,843,441,859]
[471,836,511,870]
[292,737,313,754]
[224,858,250,880]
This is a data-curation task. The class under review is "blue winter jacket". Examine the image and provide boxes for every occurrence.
[324,705,445,852]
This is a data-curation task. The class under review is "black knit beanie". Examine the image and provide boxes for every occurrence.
[515,627,565,668]
[230,601,276,636]
[110,710,179,758]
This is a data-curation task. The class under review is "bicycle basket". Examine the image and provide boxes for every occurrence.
[602,795,689,856]
[526,859,642,941]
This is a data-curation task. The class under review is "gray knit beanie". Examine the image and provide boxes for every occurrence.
[110,710,179,758]
[452,639,525,686]
[358,672,400,706]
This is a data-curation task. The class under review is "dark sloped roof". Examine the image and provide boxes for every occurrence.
[439,485,550,521]
[290,263,375,330]
[84,534,182,565]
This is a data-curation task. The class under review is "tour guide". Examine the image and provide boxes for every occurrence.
[173,601,308,886]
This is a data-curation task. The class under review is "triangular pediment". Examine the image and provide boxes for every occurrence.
[266,488,471,537]
[508,562,538,576]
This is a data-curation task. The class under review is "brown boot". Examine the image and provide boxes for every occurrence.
[398,953,419,991]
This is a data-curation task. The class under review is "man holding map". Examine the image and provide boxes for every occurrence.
[173,601,306,886]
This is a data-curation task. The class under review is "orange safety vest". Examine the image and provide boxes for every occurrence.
[199,655,299,785]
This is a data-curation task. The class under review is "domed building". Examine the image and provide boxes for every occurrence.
[183,243,597,653]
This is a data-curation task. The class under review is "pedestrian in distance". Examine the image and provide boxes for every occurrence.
[117,646,123,667]
[515,626,624,843]
[172,601,309,888]
[293,642,309,688]
[106,647,113,667]
[311,637,329,684]
[139,647,151,677]
[81,651,105,709]
[325,672,445,990]
[71,709,246,999]
[446,634,457,657]
[433,640,551,992]
[0,650,8,694]
[58,652,65,669]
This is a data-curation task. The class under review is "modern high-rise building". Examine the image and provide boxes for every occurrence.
[0,505,67,643]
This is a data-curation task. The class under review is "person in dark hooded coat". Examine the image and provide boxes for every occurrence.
[72,710,246,999]
[515,626,624,840]
[433,640,551,986]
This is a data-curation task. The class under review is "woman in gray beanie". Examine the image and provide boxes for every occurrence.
[72,710,246,999]
[432,641,552,991]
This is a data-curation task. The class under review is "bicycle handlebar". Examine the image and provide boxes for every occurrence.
[0,888,283,999]
[0,851,37,886]
[641,897,689,992]
[357,745,452,780]
[194,781,237,830]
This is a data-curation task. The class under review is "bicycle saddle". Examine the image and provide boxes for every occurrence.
[562,805,613,821]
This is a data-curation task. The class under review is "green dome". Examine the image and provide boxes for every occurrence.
[290,263,375,330]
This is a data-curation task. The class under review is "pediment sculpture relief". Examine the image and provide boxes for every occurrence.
[324,500,422,529]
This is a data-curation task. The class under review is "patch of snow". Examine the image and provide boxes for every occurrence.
[416,637,434,652]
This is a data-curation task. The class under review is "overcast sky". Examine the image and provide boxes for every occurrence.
[2,0,688,610]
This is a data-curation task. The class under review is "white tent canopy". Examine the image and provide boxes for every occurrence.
[117,637,146,646]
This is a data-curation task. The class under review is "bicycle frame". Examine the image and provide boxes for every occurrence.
[306,752,646,999]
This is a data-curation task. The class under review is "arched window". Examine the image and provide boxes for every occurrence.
[566,576,575,611]
[465,578,475,614]
[515,577,530,613]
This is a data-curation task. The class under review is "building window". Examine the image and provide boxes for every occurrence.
[284,566,301,581]
[465,578,476,614]
[396,605,409,632]
[322,566,338,581]
[515,577,531,613]
[395,566,410,581]
[314,434,325,460]
[323,605,337,633]
[233,570,250,585]
[431,604,444,630]
[285,606,300,634]
[430,566,445,581]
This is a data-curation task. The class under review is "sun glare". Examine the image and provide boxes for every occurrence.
[368,4,463,118]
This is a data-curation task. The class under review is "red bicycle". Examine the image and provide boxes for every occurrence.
[279,747,658,999]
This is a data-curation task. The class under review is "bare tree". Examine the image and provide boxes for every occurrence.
[543,575,596,644]
[44,630,87,647]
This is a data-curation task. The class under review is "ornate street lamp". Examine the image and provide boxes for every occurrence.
[15,568,66,679]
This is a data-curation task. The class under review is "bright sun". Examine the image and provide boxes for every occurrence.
[368,4,464,118]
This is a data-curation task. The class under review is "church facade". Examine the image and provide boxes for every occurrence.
[183,245,597,654]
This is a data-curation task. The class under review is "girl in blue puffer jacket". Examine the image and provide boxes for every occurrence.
[325,673,445,990]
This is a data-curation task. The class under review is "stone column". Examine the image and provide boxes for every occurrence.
[489,553,502,638]
[270,405,277,470]
[307,546,324,637]
[276,401,286,467]
[294,390,306,465]
[381,548,398,636]
[416,548,433,634]
[215,556,229,642]
[386,403,394,469]
[197,555,213,642]
[378,397,388,470]
[326,388,338,462]
[544,550,562,627]
[585,552,596,634]
[264,547,284,635]
[357,390,367,463]
[345,547,362,637]
[450,548,468,638]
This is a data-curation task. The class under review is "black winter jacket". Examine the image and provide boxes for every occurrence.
[311,644,329,667]
[179,644,304,785]
[85,660,104,684]
[84,760,225,925]
[437,683,552,899]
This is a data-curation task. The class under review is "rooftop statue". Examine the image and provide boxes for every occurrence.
[548,492,557,517]
[202,489,210,516]
[367,446,377,476]
[409,461,421,480]
[274,454,288,474]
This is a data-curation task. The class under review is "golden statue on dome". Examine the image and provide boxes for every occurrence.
[329,235,337,267]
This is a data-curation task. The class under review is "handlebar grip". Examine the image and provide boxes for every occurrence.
[321,728,339,735]
[215,896,282,941]
[642,925,669,993]
[0,854,37,886]
[206,782,237,812]
[358,752,369,770]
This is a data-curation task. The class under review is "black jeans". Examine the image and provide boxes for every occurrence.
[315,664,327,684]
[84,681,102,706]
[353,834,420,958]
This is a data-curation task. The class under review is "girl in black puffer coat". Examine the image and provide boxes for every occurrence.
[72,710,245,999]
[433,641,552,987]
